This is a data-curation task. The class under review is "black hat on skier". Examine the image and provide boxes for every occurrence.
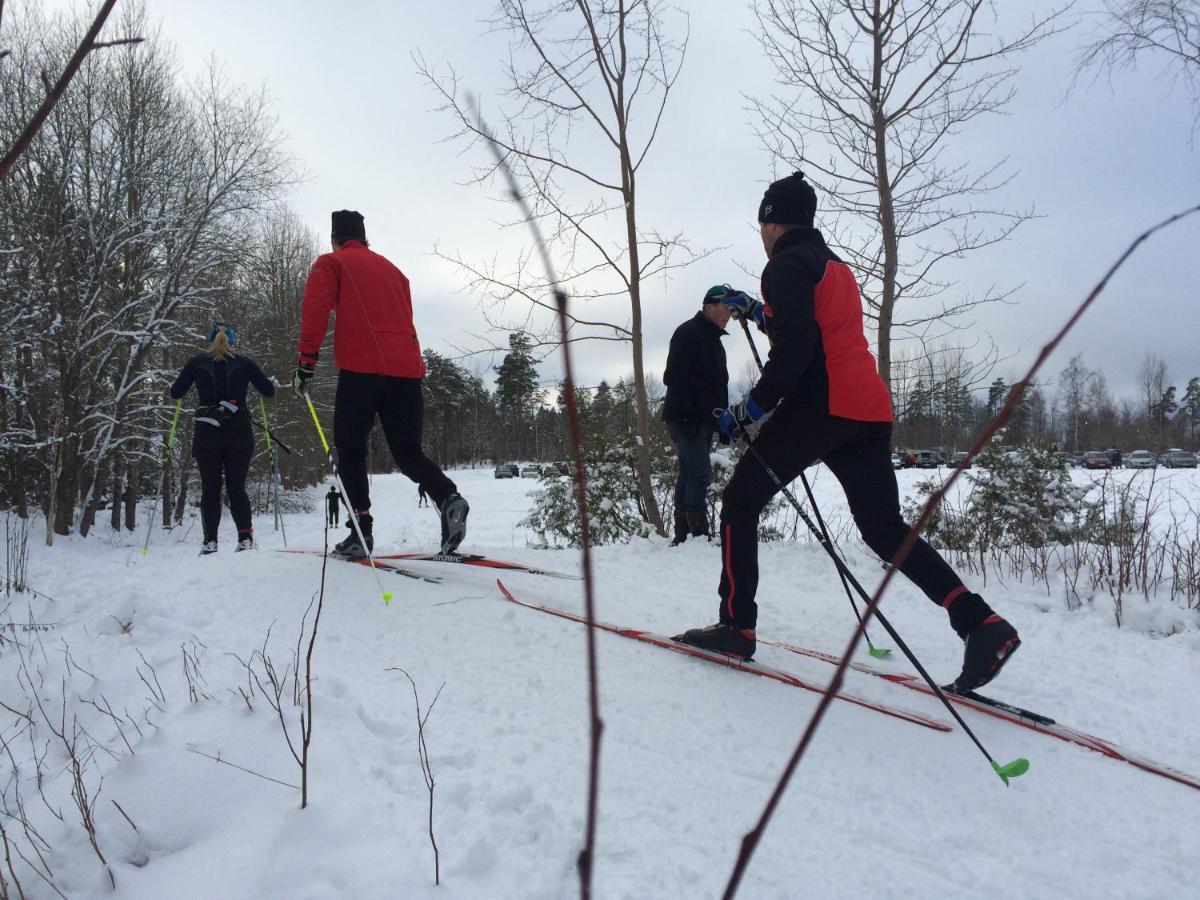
[331,209,366,243]
[758,172,816,228]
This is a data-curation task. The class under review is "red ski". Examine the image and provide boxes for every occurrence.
[760,635,1200,793]
[377,551,581,580]
[495,581,951,733]
[276,549,442,583]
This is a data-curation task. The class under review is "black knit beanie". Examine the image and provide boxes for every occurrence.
[757,172,817,227]
[331,209,366,242]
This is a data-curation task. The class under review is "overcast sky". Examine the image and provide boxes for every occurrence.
[41,0,1200,401]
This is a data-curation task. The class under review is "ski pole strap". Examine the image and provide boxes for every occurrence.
[258,397,274,452]
[305,393,331,455]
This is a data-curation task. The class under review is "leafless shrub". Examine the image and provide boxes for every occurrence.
[181,638,212,703]
[903,467,1200,624]
[3,514,31,596]
[235,537,328,808]
[134,651,166,711]
[388,668,445,886]
[184,746,297,790]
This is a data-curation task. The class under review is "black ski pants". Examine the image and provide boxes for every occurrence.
[717,402,964,630]
[333,372,456,517]
[195,445,253,542]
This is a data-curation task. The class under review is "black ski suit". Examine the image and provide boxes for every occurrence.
[170,353,275,543]
[718,228,975,632]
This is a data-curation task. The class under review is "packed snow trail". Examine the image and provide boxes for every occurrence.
[2,467,1198,898]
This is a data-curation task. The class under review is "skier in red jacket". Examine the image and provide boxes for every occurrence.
[673,173,1019,693]
[292,210,468,559]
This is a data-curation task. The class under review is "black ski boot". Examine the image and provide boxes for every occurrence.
[670,509,689,546]
[235,529,254,552]
[439,493,469,554]
[333,513,374,560]
[951,615,1021,693]
[672,623,756,661]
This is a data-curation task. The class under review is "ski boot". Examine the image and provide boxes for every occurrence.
[199,540,218,556]
[951,615,1021,693]
[439,493,469,554]
[333,513,374,560]
[670,509,689,546]
[235,531,255,552]
[685,510,710,541]
[672,623,756,661]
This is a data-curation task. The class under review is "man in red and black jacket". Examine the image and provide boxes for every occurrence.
[674,173,1020,693]
[292,210,468,559]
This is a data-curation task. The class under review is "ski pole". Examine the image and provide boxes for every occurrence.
[141,400,183,555]
[259,397,288,546]
[250,415,299,456]
[736,432,1027,783]
[737,316,889,658]
[304,391,392,603]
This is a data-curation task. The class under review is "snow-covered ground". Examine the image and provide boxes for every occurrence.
[3,466,1198,899]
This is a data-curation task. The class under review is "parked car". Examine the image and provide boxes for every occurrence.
[493,463,519,479]
[1125,450,1157,470]
[1105,448,1123,468]
[912,450,940,469]
[1082,451,1112,470]
[890,453,904,469]
[1068,451,1086,468]
[949,451,971,469]
[1162,449,1198,469]
[520,465,542,478]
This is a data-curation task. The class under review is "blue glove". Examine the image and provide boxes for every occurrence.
[717,395,765,443]
[721,291,765,327]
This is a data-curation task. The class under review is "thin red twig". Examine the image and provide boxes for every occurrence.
[467,95,605,900]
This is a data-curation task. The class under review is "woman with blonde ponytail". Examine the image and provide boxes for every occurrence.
[170,323,276,554]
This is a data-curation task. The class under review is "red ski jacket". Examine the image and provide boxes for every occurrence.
[297,240,426,378]
[751,228,893,422]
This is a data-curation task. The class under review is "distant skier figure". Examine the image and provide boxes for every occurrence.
[673,173,1020,693]
[170,323,275,555]
[325,486,342,527]
[292,210,469,560]
[418,485,429,508]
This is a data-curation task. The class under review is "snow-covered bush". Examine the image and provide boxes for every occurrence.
[524,436,783,547]
[523,437,675,547]
[904,440,1096,553]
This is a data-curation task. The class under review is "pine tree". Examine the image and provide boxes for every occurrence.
[494,332,541,459]
[1177,377,1200,445]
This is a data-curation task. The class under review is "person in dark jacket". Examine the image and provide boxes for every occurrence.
[674,173,1020,694]
[325,486,341,526]
[291,210,468,559]
[170,323,276,554]
[662,286,732,543]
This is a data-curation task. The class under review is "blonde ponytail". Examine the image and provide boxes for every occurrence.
[208,329,238,362]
